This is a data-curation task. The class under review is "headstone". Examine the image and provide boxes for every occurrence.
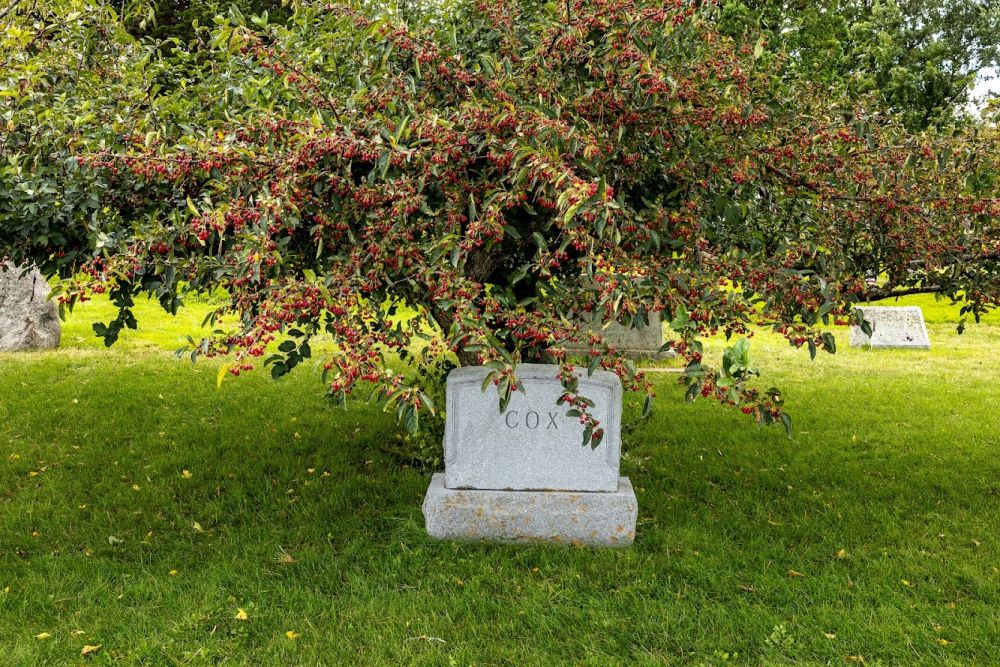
[849,306,930,349]
[568,310,672,360]
[423,364,638,546]
[0,263,61,352]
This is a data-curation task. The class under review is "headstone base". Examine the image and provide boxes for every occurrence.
[423,473,637,547]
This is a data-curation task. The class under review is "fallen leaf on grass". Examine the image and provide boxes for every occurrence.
[235,609,249,621]
[836,549,848,559]
[846,656,865,663]
[81,644,101,656]
[937,638,951,646]
[901,579,914,587]
[181,470,192,479]
[72,630,85,636]
[285,630,299,640]
[788,569,805,578]
[192,522,204,533]
[168,570,178,577]
[823,632,837,639]
[34,632,52,640]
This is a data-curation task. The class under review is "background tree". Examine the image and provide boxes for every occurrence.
[116,0,290,43]
[3,0,998,446]
[720,0,1000,129]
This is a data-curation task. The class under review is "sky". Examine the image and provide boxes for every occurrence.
[970,67,999,114]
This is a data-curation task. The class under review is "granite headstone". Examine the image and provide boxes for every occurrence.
[423,364,638,546]
[0,263,61,352]
[444,365,621,492]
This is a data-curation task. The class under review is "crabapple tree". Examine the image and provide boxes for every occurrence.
[3,0,999,446]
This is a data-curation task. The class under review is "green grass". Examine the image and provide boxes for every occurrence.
[1,294,998,664]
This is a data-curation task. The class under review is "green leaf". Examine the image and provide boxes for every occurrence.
[641,395,654,418]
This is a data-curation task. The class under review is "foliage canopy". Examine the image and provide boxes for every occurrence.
[2,0,999,442]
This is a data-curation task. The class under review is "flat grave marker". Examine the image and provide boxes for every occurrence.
[849,306,930,349]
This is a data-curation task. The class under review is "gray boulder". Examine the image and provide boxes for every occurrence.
[0,263,61,351]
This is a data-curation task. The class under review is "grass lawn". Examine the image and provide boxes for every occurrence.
[1,294,999,664]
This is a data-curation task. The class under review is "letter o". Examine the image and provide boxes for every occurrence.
[525,411,539,429]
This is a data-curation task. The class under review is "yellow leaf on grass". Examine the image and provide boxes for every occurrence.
[823,632,837,639]
[235,609,249,621]
[81,644,101,656]
[836,549,848,559]
[217,364,229,389]
[181,470,192,479]
[192,522,203,532]
[938,638,950,646]
[788,569,805,578]
[168,570,178,577]
[285,630,299,640]
[901,579,913,587]
[845,656,864,663]
[35,632,52,640]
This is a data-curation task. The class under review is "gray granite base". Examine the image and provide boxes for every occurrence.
[422,474,638,547]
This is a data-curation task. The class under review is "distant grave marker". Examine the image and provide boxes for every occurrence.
[568,310,673,360]
[849,306,930,349]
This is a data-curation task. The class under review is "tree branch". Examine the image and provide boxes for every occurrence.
[860,284,942,301]
[0,0,24,24]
